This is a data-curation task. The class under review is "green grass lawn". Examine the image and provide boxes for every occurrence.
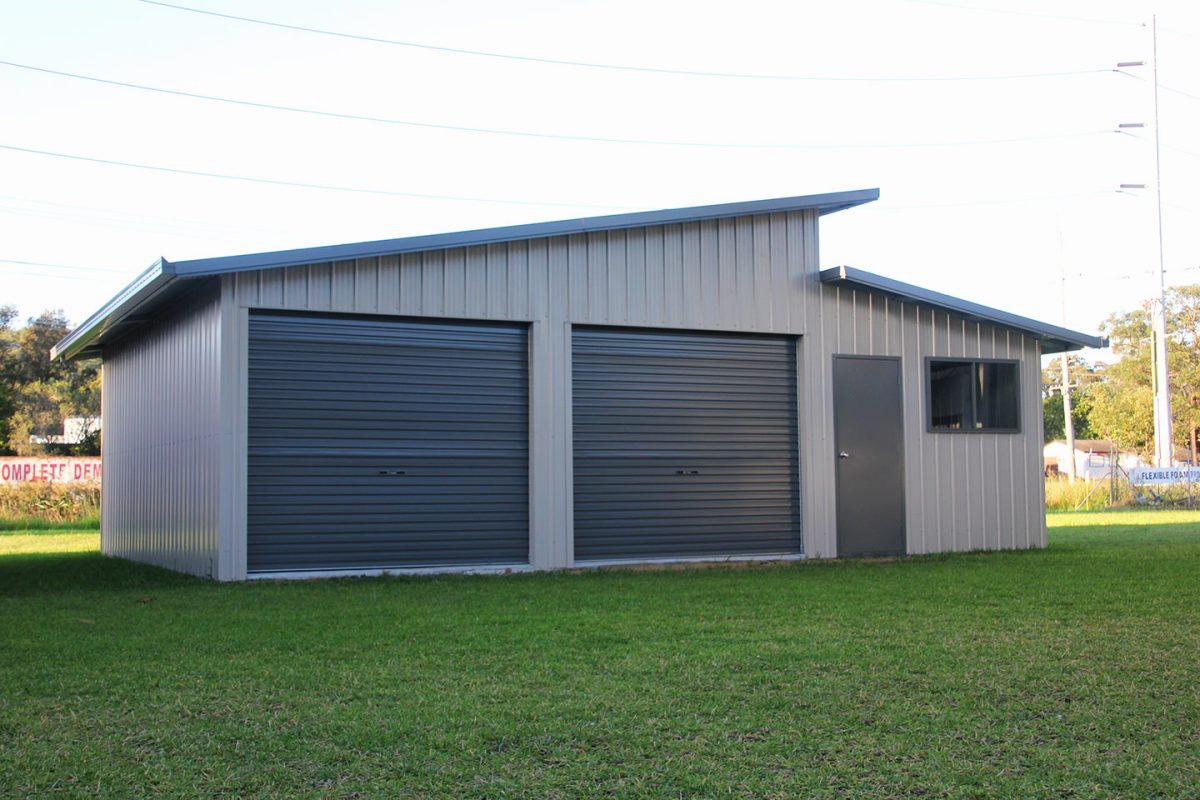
[1,512,1198,799]
[0,516,99,533]
[0,528,100,555]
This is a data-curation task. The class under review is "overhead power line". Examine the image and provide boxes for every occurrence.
[902,0,1142,27]
[867,190,1115,211]
[1162,143,1200,162]
[3,268,118,282]
[138,0,1109,82]
[1116,129,1200,163]
[1159,26,1200,39]
[0,60,1116,150]
[911,2,1199,49]
[0,143,640,210]
[1067,264,1200,281]
[0,191,287,236]
[0,258,127,273]
[0,202,268,244]
[1115,70,1200,104]
[1160,82,1200,103]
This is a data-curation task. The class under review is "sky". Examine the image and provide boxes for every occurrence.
[2,0,1199,360]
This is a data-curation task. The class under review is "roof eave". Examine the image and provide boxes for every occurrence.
[51,258,177,361]
[818,265,1107,353]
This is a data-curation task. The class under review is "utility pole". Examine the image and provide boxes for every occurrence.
[1118,14,1172,469]
[1149,14,1173,469]
[1058,217,1077,481]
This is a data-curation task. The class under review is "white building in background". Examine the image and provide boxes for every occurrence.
[29,416,101,445]
[1043,439,1190,480]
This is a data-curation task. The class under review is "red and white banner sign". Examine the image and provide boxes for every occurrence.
[0,458,102,484]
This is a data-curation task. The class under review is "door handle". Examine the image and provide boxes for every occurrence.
[377,470,407,476]
[838,451,851,459]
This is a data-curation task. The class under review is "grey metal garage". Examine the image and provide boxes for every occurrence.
[54,189,1104,580]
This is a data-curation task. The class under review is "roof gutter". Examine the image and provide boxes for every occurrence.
[51,258,177,361]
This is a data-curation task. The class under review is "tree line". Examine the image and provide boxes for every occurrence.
[1044,284,1200,461]
[0,307,100,456]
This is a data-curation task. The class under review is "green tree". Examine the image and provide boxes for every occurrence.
[1043,389,1095,443]
[1041,354,1101,443]
[0,305,18,450]
[1085,381,1155,455]
[1087,285,1200,460]
[11,310,74,385]
[0,309,100,456]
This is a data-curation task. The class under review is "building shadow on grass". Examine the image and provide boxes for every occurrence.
[0,551,202,598]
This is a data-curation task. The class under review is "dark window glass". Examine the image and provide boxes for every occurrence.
[928,359,1019,432]
[976,362,1018,430]
[929,361,974,430]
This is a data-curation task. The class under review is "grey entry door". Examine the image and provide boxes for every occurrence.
[246,312,529,573]
[572,327,801,561]
[832,356,906,557]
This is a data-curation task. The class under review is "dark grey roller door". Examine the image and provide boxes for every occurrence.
[572,328,800,561]
[247,312,528,572]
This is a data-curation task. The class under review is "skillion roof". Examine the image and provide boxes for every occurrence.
[52,187,1102,359]
[53,189,877,360]
[818,266,1105,354]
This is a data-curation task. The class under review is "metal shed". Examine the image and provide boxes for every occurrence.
[55,189,1103,580]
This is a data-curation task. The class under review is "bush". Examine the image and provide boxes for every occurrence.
[0,481,100,525]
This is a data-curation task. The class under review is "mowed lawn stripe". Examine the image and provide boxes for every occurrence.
[1,510,1197,798]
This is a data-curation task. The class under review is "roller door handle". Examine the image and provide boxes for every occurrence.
[377,470,407,476]
[674,469,700,475]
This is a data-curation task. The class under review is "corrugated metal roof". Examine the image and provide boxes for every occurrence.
[818,265,1105,353]
[53,189,878,360]
[174,189,881,277]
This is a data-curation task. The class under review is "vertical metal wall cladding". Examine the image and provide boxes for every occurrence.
[572,327,800,560]
[101,291,222,577]
[246,312,529,572]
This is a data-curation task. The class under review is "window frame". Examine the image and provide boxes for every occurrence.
[924,356,1022,434]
